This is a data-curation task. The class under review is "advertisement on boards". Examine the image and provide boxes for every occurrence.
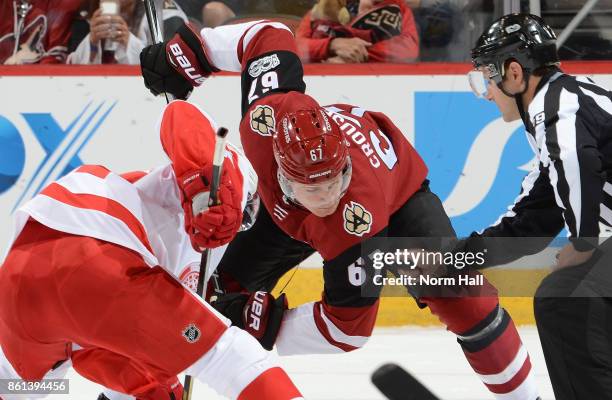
[1,71,611,258]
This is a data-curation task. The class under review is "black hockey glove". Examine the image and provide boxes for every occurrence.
[140,23,218,99]
[212,291,287,351]
[140,42,192,100]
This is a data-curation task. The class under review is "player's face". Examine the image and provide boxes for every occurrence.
[290,173,345,217]
[468,67,521,122]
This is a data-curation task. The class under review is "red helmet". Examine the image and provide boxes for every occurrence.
[273,106,352,205]
[273,107,349,183]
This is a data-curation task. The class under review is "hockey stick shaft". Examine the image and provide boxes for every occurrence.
[143,0,163,43]
[183,127,229,400]
[142,0,174,102]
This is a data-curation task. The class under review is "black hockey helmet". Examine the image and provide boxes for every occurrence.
[471,13,559,86]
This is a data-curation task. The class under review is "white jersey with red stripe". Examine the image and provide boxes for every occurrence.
[7,102,254,289]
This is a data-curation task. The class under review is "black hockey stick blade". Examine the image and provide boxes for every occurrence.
[371,363,440,400]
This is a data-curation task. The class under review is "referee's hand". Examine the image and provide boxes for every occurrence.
[555,243,595,270]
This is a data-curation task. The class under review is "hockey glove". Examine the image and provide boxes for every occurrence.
[212,291,288,351]
[178,159,242,251]
[140,23,218,99]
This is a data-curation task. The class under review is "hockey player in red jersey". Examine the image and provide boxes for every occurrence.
[140,21,540,399]
[0,101,303,400]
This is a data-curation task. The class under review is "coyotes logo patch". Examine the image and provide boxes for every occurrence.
[250,105,275,136]
[343,201,372,236]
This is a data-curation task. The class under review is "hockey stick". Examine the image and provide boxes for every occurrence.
[141,2,216,398]
[183,127,229,400]
[371,363,441,400]
[143,0,163,43]
[142,0,174,102]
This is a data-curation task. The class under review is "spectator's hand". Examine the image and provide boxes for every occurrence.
[404,0,421,8]
[109,15,130,47]
[329,37,371,63]
[324,56,346,64]
[89,9,129,46]
[555,242,595,270]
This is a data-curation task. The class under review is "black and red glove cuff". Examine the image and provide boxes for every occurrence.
[166,23,220,87]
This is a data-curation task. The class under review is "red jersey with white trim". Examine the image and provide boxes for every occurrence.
[0,0,80,64]
[196,21,427,355]
[200,20,427,260]
[246,96,427,260]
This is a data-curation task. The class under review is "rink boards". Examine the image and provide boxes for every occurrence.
[1,63,611,325]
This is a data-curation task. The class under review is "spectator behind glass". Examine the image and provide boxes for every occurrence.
[175,0,305,28]
[67,0,187,64]
[174,0,241,27]
[296,0,419,63]
[0,0,81,64]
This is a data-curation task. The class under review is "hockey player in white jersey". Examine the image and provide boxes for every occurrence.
[0,100,303,400]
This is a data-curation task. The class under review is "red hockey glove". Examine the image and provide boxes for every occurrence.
[211,291,288,351]
[178,159,242,251]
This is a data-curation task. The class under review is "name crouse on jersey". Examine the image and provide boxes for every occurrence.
[233,21,428,260]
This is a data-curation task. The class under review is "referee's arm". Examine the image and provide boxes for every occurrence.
[541,84,604,251]
[458,163,565,268]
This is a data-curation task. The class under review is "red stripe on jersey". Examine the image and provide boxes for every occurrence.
[463,321,522,375]
[40,183,154,254]
[312,303,358,352]
[240,24,298,68]
[120,170,148,183]
[312,300,379,352]
[321,300,379,337]
[237,21,274,64]
[237,367,302,400]
[484,356,532,394]
[76,165,111,179]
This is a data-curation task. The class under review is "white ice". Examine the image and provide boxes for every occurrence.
[52,326,554,400]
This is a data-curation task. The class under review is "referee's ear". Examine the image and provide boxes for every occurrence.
[504,61,526,92]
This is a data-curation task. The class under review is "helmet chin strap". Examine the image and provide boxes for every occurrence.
[497,68,531,125]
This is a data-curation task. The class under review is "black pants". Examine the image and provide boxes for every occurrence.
[216,180,456,295]
[534,239,612,400]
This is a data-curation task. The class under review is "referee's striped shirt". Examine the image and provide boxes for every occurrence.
[481,68,612,251]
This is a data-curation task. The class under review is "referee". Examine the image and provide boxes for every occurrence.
[462,13,612,399]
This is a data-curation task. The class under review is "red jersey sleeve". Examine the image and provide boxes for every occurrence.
[159,101,216,177]
[199,21,306,115]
